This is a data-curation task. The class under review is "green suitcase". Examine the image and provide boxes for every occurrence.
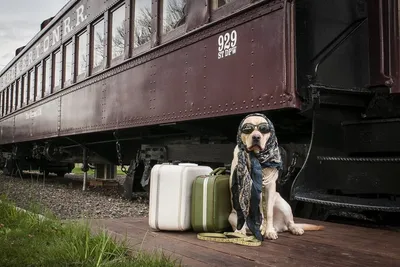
[191,167,232,233]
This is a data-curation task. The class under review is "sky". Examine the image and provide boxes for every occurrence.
[0,0,69,72]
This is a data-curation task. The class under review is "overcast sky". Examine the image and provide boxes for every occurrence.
[0,0,69,72]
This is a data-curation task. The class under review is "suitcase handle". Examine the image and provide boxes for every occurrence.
[210,167,226,175]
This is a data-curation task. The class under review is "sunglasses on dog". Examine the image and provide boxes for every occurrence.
[241,123,270,134]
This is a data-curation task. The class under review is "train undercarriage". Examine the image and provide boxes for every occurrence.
[2,85,400,227]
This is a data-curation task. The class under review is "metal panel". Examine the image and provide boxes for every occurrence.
[31,100,60,139]
[0,117,14,144]
[14,112,31,142]
[103,63,152,126]
[14,100,59,142]
[60,83,103,135]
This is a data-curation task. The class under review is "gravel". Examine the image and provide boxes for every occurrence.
[0,172,149,220]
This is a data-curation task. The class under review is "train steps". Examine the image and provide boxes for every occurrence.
[293,156,400,212]
[291,109,400,213]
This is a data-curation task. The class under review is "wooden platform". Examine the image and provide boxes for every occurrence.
[90,217,400,267]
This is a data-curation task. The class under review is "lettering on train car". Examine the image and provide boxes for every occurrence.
[25,108,42,120]
[217,30,238,59]
[1,3,89,85]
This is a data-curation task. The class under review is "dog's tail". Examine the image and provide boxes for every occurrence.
[295,223,325,231]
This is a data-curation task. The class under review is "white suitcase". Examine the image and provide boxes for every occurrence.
[148,163,213,231]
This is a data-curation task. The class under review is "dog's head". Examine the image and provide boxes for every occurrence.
[238,115,272,153]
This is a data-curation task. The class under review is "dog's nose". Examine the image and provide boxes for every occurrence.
[252,135,261,142]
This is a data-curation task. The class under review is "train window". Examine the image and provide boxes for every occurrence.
[3,90,6,116]
[36,64,43,100]
[10,84,14,113]
[1,91,4,116]
[92,19,105,72]
[14,81,19,110]
[18,78,22,108]
[134,0,152,48]
[29,69,35,103]
[77,31,88,77]
[8,86,11,114]
[6,87,10,114]
[1,91,3,116]
[162,0,187,34]
[44,57,52,96]
[212,0,234,9]
[53,50,61,90]
[10,85,13,113]
[64,41,73,85]
[23,74,28,106]
[4,88,7,115]
[110,4,125,60]
[8,86,12,113]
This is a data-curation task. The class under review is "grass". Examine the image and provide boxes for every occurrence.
[0,195,180,267]
[71,164,127,176]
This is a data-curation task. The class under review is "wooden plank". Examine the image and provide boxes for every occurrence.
[106,230,209,267]
[94,219,270,266]
[90,217,400,267]
[102,219,334,267]
[91,220,207,267]
[294,218,400,252]
[282,220,400,260]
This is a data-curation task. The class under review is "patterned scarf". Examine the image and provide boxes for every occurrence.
[231,113,282,241]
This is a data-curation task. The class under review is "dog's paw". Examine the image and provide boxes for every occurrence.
[289,226,304,236]
[264,229,278,240]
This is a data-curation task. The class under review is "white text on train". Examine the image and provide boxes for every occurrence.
[217,30,238,59]
[2,3,89,84]
[25,108,42,120]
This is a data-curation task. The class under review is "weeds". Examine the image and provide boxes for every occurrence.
[0,196,180,267]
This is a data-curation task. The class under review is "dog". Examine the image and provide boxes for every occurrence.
[228,113,323,240]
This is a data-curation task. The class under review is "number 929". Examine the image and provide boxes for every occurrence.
[218,30,237,52]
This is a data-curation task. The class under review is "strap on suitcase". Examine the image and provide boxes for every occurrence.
[209,167,226,176]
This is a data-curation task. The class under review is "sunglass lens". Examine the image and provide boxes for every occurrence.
[241,123,254,134]
[258,123,270,134]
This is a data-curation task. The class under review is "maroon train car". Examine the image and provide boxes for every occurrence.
[0,0,399,223]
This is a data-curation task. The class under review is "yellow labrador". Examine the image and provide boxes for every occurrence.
[228,113,323,240]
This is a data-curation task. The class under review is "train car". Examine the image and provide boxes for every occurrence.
[0,0,399,224]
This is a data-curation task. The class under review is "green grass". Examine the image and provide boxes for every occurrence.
[71,164,127,176]
[0,195,180,267]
